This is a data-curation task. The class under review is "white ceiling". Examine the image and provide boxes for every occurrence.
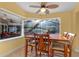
[16,2,77,14]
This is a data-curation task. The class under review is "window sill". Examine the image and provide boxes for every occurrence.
[0,36,24,42]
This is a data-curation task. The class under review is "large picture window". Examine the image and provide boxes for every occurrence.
[0,24,21,39]
[0,9,22,40]
[24,18,61,35]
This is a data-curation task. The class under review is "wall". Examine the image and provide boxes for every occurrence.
[71,3,79,51]
[0,37,25,56]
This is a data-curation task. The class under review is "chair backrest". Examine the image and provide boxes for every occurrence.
[67,33,76,41]
[63,32,76,43]
[34,33,51,50]
[63,32,68,37]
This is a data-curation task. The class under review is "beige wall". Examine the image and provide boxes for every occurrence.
[0,37,25,56]
[0,2,79,56]
[72,4,79,49]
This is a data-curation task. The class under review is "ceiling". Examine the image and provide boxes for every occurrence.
[16,2,77,14]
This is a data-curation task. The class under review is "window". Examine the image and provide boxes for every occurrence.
[0,8,22,40]
[0,24,22,39]
[24,18,61,34]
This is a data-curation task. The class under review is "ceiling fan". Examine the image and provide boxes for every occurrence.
[29,2,59,14]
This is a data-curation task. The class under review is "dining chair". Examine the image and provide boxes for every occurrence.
[34,33,51,57]
[25,35,36,57]
[28,38,35,52]
[63,32,68,37]
[51,32,76,57]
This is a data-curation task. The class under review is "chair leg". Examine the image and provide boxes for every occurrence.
[31,46,33,53]
[51,49,54,57]
[40,51,41,56]
[25,45,28,57]
[49,49,53,57]
[25,39,28,57]
[68,45,72,57]
[35,45,38,56]
[64,45,68,57]
[48,48,50,57]
[69,50,71,57]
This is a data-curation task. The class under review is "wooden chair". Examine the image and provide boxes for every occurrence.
[51,32,76,57]
[63,32,68,37]
[34,33,51,57]
[25,35,36,57]
[28,38,35,52]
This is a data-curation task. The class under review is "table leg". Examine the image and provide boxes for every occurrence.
[25,39,28,57]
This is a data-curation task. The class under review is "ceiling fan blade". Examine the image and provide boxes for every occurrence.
[29,5,41,8]
[36,9,40,14]
[45,9,49,14]
[46,4,58,9]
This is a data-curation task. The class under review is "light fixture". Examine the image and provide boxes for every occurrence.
[40,8,46,13]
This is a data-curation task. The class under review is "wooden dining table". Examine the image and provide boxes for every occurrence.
[25,33,69,57]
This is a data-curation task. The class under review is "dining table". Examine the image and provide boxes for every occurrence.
[25,33,69,57]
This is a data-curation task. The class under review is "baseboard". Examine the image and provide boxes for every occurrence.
[0,44,25,57]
